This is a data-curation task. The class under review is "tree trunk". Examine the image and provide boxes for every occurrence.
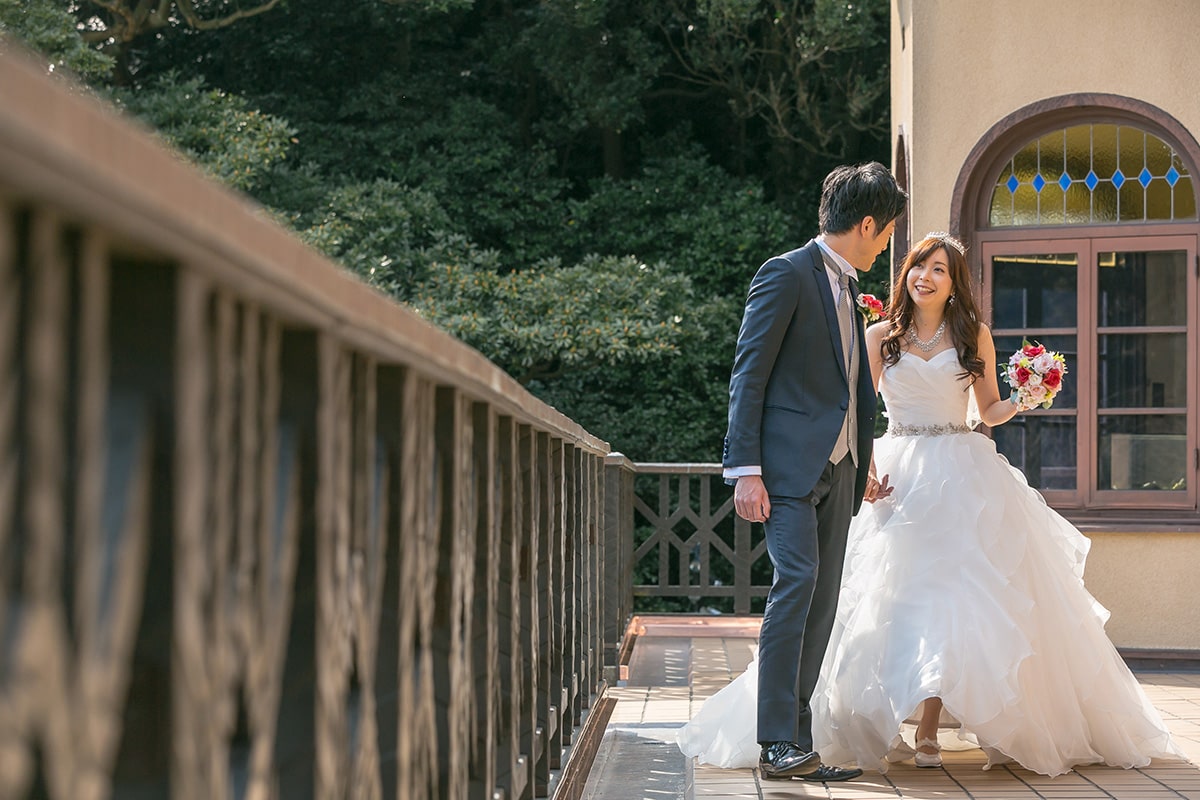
[768,136,796,204]
[110,44,134,87]
[601,127,624,179]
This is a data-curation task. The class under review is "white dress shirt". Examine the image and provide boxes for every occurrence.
[724,238,857,480]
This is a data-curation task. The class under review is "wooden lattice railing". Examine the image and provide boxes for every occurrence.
[0,42,633,800]
[630,464,772,614]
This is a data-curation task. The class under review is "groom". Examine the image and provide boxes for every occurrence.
[723,162,906,781]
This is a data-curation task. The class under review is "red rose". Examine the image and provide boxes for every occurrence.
[855,293,885,321]
[1043,369,1062,390]
[1023,344,1045,357]
[1015,366,1031,385]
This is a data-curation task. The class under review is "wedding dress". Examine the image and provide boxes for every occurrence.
[677,348,1185,776]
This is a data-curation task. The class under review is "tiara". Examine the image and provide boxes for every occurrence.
[926,231,966,255]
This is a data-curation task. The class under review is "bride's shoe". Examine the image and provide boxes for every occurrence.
[914,737,942,768]
[982,746,1013,771]
[885,735,916,763]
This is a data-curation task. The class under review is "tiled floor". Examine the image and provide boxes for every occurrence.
[581,620,1200,800]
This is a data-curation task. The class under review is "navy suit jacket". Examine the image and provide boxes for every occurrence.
[723,239,877,512]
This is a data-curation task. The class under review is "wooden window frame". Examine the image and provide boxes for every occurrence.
[979,230,1198,513]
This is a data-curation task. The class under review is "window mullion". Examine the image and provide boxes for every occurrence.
[1191,239,1199,509]
[1095,325,1188,335]
[1080,240,1097,509]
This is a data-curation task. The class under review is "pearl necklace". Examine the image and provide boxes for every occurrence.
[906,319,947,352]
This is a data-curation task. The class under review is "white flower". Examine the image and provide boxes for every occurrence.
[1033,352,1056,373]
[1025,372,1042,387]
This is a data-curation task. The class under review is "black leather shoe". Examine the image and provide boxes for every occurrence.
[758,741,821,780]
[801,763,864,782]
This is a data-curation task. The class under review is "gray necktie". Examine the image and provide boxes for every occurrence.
[830,270,859,465]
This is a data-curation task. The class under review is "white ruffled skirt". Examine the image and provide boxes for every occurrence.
[677,431,1184,776]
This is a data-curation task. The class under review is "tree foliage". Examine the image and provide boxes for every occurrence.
[4,0,893,464]
[299,180,459,295]
[108,71,296,191]
[0,0,115,79]
[411,254,695,385]
[75,0,283,46]
[563,140,794,297]
[347,93,572,262]
[653,0,888,200]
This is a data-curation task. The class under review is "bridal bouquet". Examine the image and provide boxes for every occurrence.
[1004,340,1068,409]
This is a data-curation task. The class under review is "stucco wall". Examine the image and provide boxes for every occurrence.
[891,0,1200,652]
[1083,532,1200,650]
[893,0,1200,241]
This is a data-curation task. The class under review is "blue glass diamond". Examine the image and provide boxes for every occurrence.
[1032,174,1046,192]
[1167,166,1181,186]
[1085,171,1099,191]
[1112,169,1126,189]
[1139,167,1153,188]
[1058,173,1072,191]
[1005,174,1020,193]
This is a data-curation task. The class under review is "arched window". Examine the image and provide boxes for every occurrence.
[958,100,1200,515]
[989,124,1196,227]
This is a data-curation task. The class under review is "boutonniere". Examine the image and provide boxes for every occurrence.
[856,293,885,323]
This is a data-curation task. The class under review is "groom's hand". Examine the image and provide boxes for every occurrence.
[734,475,771,522]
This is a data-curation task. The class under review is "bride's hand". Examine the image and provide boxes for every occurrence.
[865,473,893,503]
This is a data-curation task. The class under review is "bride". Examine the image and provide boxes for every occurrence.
[677,232,1185,777]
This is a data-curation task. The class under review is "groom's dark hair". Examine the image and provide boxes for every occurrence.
[818,162,908,235]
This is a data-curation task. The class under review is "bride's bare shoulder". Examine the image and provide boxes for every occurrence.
[975,321,996,348]
[866,320,892,344]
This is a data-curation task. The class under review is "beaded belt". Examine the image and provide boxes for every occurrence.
[887,422,972,437]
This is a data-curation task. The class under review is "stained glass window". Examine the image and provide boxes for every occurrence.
[989,124,1197,226]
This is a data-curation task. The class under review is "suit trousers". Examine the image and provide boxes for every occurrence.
[756,456,855,750]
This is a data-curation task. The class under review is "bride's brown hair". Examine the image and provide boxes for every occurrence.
[881,234,986,384]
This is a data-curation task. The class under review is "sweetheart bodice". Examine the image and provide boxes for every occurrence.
[880,349,974,429]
